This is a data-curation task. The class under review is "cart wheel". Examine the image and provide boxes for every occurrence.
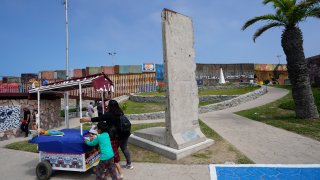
[36,161,52,180]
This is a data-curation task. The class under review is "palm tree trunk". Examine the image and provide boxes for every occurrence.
[281,26,319,119]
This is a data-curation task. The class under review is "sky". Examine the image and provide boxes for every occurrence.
[0,0,319,77]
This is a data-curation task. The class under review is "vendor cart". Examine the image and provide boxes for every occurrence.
[28,73,113,180]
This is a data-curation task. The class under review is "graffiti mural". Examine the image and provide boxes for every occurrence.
[0,106,21,132]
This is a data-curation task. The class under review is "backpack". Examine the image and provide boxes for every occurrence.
[119,115,131,133]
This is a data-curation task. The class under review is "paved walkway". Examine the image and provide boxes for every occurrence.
[200,87,320,164]
[1,86,320,180]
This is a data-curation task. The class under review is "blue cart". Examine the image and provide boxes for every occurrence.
[30,129,100,180]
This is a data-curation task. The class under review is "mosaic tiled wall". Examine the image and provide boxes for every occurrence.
[0,105,20,132]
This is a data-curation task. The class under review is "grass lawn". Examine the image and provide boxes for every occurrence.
[121,100,220,114]
[138,86,260,96]
[6,121,253,164]
[125,86,260,114]
[120,101,165,114]
[236,86,320,141]
[198,86,260,96]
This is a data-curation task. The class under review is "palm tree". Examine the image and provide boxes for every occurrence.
[242,0,319,119]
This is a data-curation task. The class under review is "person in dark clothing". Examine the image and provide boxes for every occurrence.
[97,101,103,117]
[80,100,133,178]
[20,107,31,137]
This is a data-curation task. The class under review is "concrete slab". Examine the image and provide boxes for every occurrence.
[129,134,214,160]
[133,127,166,145]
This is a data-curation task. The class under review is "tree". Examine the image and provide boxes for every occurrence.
[242,0,320,119]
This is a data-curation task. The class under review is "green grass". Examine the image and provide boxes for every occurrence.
[236,86,320,141]
[128,86,260,114]
[199,120,222,141]
[138,91,165,96]
[278,87,320,113]
[198,86,260,96]
[121,100,222,114]
[120,100,166,114]
[138,86,260,96]
[5,140,38,153]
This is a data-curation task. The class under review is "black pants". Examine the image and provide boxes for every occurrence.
[120,136,131,165]
[20,123,29,137]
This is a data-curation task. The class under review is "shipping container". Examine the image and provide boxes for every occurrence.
[21,73,38,83]
[68,70,73,79]
[73,69,86,78]
[101,66,115,74]
[129,65,142,74]
[2,77,8,83]
[86,67,101,76]
[21,73,38,78]
[119,65,130,74]
[39,71,55,80]
[54,70,67,80]
[114,65,120,74]
[7,77,21,83]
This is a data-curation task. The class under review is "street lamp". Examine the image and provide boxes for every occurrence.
[107,52,116,66]
[276,55,282,64]
[64,0,69,128]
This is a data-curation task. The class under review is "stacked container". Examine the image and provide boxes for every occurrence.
[21,73,38,83]
[101,66,115,74]
[73,69,86,78]
[118,65,130,74]
[129,65,142,74]
[39,71,55,80]
[54,70,67,80]
[86,67,101,76]
[7,77,21,83]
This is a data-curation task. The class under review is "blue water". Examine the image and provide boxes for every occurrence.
[215,166,320,180]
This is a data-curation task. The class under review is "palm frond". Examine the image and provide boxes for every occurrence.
[298,0,320,9]
[253,22,284,42]
[242,14,284,30]
[289,0,320,24]
[244,0,319,42]
[263,0,286,9]
[305,7,320,18]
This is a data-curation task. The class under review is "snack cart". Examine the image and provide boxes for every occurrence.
[28,73,113,180]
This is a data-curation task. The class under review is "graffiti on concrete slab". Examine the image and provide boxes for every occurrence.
[0,106,21,132]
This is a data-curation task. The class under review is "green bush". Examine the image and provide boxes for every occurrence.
[121,102,128,111]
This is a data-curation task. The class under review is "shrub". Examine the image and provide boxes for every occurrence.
[121,102,128,111]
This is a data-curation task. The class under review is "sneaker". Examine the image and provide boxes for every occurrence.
[125,164,134,169]
[118,174,124,179]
